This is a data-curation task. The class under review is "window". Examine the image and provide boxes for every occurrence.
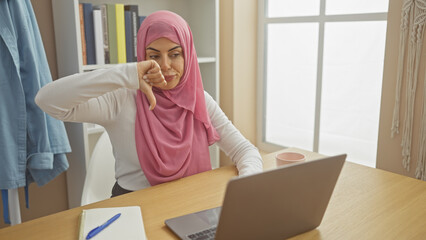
[257,0,388,167]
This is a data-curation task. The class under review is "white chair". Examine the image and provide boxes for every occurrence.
[81,131,116,206]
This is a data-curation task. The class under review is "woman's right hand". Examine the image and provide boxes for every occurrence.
[137,60,166,110]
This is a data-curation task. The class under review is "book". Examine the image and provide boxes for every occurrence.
[124,5,139,62]
[79,4,87,65]
[94,4,109,64]
[93,9,105,65]
[124,10,133,63]
[78,206,147,240]
[115,4,127,63]
[107,4,118,64]
[82,3,96,65]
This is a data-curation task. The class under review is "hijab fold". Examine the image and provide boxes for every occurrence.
[135,11,220,186]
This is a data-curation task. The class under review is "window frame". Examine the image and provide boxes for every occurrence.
[256,0,388,153]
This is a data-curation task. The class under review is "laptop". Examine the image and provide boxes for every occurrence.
[165,154,346,240]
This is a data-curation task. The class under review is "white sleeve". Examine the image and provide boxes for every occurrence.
[35,63,139,125]
[205,91,263,176]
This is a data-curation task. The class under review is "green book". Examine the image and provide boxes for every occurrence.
[107,4,118,64]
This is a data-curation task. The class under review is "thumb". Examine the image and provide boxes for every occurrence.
[145,88,157,110]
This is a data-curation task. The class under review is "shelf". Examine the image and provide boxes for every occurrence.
[197,57,216,63]
[86,124,105,134]
[82,64,118,71]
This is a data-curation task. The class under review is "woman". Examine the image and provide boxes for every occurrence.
[35,10,262,197]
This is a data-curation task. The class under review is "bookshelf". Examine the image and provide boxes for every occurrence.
[52,0,219,208]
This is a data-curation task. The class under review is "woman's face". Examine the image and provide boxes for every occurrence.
[145,37,184,90]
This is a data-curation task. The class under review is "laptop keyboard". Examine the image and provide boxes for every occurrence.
[186,226,217,240]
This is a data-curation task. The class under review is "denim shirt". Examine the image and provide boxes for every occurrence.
[0,0,71,190]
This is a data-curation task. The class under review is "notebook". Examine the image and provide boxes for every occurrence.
[78,206,147,240]
[165,154,346,240]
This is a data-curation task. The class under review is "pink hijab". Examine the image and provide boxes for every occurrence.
[135,11,220,186]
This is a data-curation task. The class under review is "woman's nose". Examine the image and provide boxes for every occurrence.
[159,56,171,71]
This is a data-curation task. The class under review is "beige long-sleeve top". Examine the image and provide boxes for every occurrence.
[35,63,263,190]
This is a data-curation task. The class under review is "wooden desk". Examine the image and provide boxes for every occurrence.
[1,148,426,239]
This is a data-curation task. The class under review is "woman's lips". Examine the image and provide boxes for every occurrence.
[164,75,175,82]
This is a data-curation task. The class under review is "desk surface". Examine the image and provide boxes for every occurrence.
[1,148,426,239]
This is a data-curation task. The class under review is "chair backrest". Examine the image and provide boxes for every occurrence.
[81,131,116,206]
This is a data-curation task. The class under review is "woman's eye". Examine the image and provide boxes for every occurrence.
[149,55,159,60]
[170,53,181,58]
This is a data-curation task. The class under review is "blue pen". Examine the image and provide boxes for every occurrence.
[86,213,121,240]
